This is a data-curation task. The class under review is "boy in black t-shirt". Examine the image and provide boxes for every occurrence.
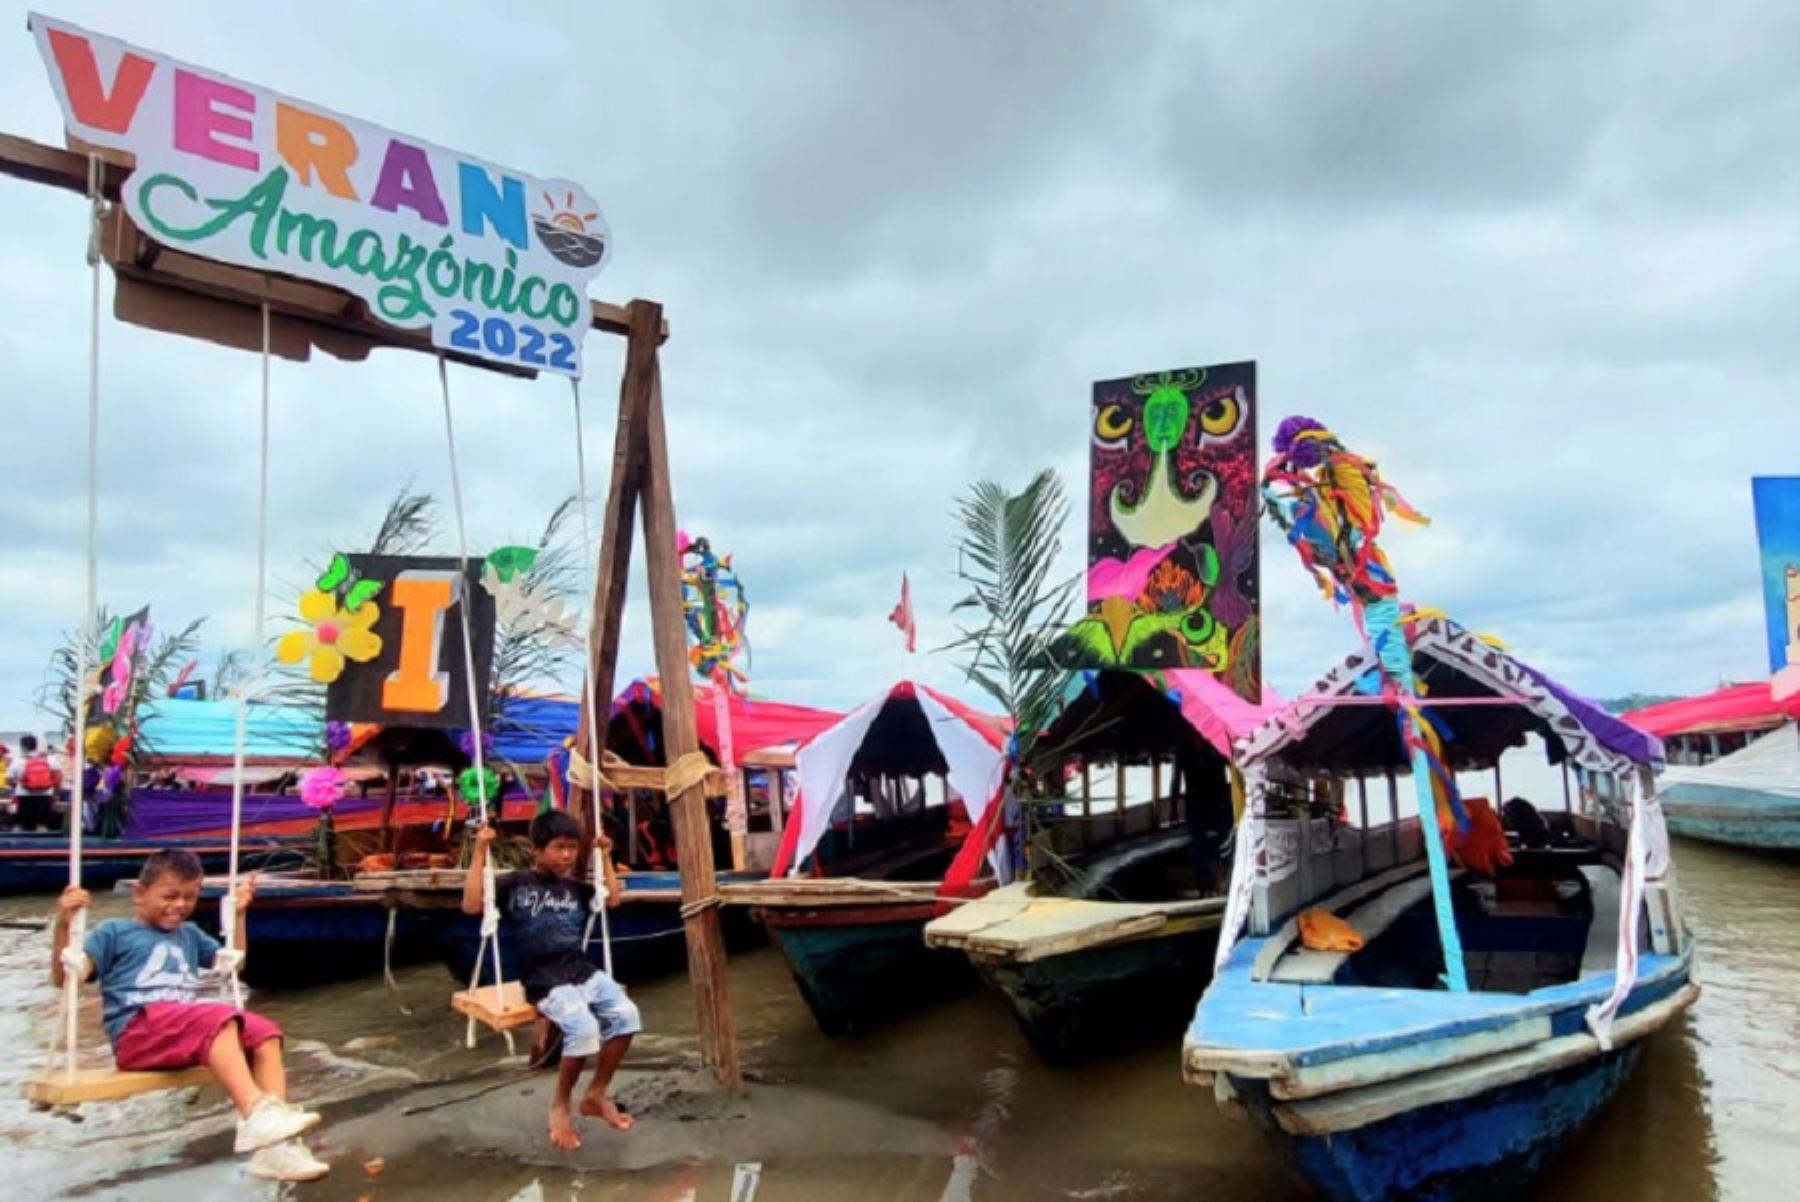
[464,811,636,1150]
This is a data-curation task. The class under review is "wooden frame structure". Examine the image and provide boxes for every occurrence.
[2,131,740,1090]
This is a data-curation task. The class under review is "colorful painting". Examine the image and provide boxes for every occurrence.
[322,554,496,728]
[1752,477,1800,701]
[1059,361,1260,702]
[29,15,610,377]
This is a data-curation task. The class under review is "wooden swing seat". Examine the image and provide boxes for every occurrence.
[451,980,538,1031]
[25,1064,213,1106]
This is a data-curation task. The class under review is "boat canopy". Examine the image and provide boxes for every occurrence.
[770,681,1007,880]
[1657,722,1800,802]
[136,697,321,764]
[604,678,844,768]
[1051,668,1282,762]
[1625,681,1800,738]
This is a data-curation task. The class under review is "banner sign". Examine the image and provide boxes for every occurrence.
[324,555,495,729]
[1752,477,1800,701]
[29,13,611,377]
[1057,361,1261,702]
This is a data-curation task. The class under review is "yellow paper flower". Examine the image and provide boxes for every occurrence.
[276,590,382,684]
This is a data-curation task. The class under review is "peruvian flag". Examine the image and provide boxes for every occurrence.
[888,574,917,653]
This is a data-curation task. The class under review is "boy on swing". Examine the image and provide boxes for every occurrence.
[52,848,329,1182]
[464,810,636,1150]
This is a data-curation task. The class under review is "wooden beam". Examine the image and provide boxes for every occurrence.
[633,304,740,1090]
[568,294,653,856]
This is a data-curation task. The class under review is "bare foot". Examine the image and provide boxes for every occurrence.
[549,1101,582,1150]
[579,1094,634,1131]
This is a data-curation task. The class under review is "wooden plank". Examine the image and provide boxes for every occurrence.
[1274,984,1699,1135]
[25,1065,212,1106]
[451,981,537,1031]
[720,879,945,908]
[1270,1015,1554,1100]
[923,881,1035,945]
[634,308,740,1090]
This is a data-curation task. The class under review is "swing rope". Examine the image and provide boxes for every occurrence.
[570,377,614,974]
[215,300,272,1006]
[437,357,514,1054]
[54,152,106,1082]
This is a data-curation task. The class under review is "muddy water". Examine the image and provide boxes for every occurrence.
[3,839,1794,1201]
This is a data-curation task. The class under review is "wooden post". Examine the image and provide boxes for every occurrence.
[634,316,740,1089]
[380,761,401,858]
[1081,761,1092,818]
[769,768,785,836]
[1386,768,1401,862]
[1114,761,1126,815]
[568,300,738,1090]
[1150,759,1163,827]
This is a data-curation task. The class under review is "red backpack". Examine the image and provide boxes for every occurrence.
[19,755,57,792]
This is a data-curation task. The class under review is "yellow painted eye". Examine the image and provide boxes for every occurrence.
[1094,403,1133,445]
[1199,394,1242,438]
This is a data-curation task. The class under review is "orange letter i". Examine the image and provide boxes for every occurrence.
[382,570,458,713]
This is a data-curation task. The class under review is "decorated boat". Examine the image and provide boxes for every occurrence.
[925,669,1274,1061]
[1625,683,1800,852]
[1183,412,1696,1201]
[723,681,1011,1035]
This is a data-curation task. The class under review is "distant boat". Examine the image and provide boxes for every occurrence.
[1625,683,1800,852]
[1184,617,1696,1202]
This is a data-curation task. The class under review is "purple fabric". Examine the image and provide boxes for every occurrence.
[122,790,393,839]
[1519,663,1663,767]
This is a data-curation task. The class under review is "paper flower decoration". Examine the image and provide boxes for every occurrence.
[324,720,353,753]
[300,765,348,810]
[458,765,500,809]
[481,561,582,650]
[277,590,382,684]
[457,729,495,760]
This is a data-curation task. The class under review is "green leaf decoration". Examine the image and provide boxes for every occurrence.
[486,545,540,584]
[97,616,124,665]
[316,553,350,592]
[344,578,383,611]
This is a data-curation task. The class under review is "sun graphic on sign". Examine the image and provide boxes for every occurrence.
[532,190,607,268]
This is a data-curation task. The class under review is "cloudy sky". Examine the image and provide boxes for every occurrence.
[2,0,1797,735]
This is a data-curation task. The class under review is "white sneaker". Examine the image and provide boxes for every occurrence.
[234,1096,322,1153]
[246,1139,330,1182]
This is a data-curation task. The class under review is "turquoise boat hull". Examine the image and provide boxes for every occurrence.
[763,902,974,1035]
[1660,785,1800,852]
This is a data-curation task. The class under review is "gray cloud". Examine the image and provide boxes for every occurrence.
[2,0,1796,734]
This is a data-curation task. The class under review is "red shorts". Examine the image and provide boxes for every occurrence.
[113,1002,283,1072]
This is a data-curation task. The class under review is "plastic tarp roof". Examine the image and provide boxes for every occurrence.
[772,681,1007,878]
[136,698,320,761]
[1624,682,1800,739]
[1656,723,1800,801]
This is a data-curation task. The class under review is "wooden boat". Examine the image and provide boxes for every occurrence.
[1184,617,1696,1202]
[2,833,304,894]
[725,682,1010,1035]
[926,669,1274,1062]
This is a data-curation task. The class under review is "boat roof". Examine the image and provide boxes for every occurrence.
[1241,615,1661,775]
[1047,668,1283,762]
[1624,681,1800,739]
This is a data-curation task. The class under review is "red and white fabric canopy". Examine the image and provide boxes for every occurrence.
[771,681,1007,879]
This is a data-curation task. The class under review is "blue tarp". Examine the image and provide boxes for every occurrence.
[136,698,320,759]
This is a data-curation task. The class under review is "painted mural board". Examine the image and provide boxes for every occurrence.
[1752,476,1800,701]
[1058,361,1260,702]
[322,555,495,729]
[29,13,610,377]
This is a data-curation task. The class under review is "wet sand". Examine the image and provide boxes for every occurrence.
[3,838,1794,1201]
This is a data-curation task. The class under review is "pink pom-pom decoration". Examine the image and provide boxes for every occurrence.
[300,765,348,811]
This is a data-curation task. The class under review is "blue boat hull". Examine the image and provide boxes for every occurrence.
[193,882,439,985]
[1238,1044,1643,1202]
[437,901,761,985]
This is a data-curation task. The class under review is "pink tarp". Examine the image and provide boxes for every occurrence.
[1624,682,1800,738]
[612,678,844,763]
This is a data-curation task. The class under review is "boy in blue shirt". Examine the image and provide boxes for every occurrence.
[53,848,329,1182]
[464,811,636,1150]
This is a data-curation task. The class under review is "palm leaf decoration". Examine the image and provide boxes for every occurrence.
[945,469,1084,872]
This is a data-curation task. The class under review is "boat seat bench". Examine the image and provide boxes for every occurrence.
[1270,875,1439,984]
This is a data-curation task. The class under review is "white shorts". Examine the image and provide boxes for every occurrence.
[537,971,641,1058]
